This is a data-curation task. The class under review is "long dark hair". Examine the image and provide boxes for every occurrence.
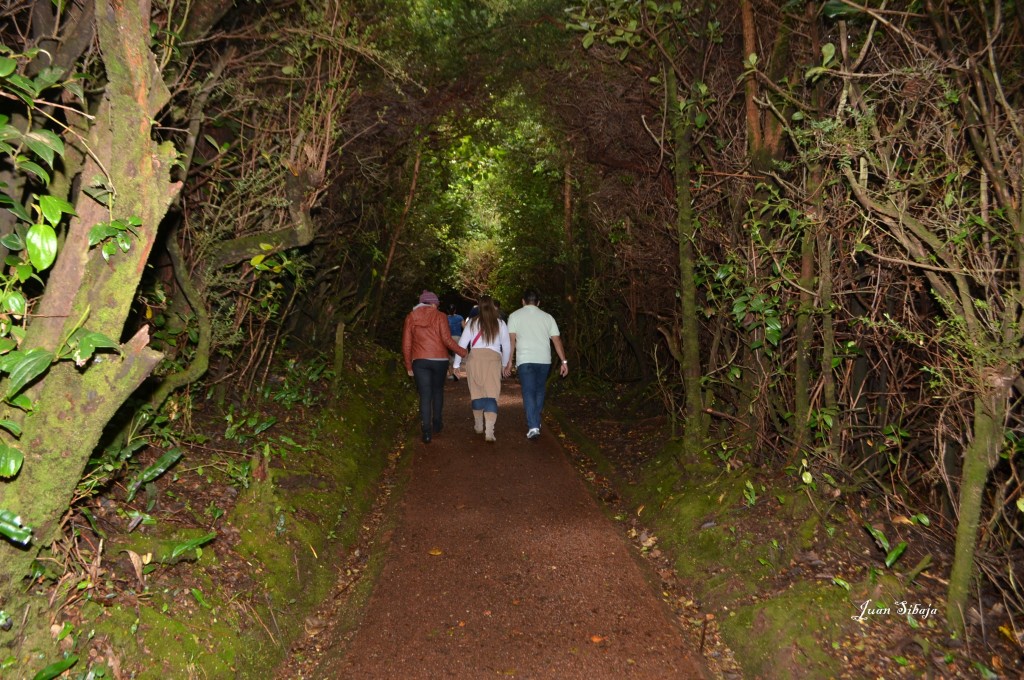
[470,295,500,344]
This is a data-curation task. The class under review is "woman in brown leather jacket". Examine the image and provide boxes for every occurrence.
[402,290,468,443]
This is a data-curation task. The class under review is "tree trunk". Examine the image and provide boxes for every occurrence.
[946,369,1010,638]
[666,66,704,452]
[793,219,815,449]
[0,0,177,601]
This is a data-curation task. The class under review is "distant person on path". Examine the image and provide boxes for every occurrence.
[446,304,464,381]
[403,290,467,444]
[507,288,568,440]
[453,295,511,442]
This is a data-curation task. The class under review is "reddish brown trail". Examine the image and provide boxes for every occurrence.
[309,381,709,679]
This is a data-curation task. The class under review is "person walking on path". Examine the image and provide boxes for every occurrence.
[507,288,568,440]
[403,290,468,444]
[453,295,511,442]
[446,304,464,381]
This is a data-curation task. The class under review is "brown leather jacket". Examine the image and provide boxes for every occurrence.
[402,305,467,372]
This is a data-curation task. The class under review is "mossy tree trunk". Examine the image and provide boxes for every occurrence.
[0,0,176,602]
[946,374,1010,637]
[665,66,704,453]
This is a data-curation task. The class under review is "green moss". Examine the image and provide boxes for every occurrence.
[719,581,844,679]
[88,592,241,678]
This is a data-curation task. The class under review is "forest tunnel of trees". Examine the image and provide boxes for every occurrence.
[2,0,1024,674]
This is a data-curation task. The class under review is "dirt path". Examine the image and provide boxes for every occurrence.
[285,381,709,679]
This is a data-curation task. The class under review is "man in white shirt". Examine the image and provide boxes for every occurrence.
[506,288,569,440]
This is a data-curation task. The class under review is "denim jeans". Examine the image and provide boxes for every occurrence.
[412,359,448,433]
[517,363,551,431]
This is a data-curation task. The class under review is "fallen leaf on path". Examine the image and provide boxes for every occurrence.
[590,634,606,644]
[428,547,443,556]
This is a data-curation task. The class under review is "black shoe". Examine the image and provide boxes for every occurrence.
[422,431,432,444]
[452,374,459,382]
[433,422,443,434]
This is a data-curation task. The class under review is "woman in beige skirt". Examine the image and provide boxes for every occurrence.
[453,295,511,442]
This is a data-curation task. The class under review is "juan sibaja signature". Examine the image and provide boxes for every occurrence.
[852,600,939,622]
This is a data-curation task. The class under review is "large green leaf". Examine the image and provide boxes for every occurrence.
[38,194,75,225]
[22,130,63,169]
[0,443,22,478]
[25,223,57,271]
[170,532,217,561]
[15,158,49,185]
[5,348,54,399]
[125,448,183,502]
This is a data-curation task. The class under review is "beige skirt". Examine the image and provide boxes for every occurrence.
[465,348,502,401]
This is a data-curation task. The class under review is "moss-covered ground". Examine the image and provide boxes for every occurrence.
[1,340,415,679]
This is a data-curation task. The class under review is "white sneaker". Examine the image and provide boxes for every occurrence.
[526,428,540,440]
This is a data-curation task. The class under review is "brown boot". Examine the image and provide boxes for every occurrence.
[473,410,484,434]
[484,412,497,442]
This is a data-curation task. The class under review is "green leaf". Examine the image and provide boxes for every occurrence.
[171,532,216,561]
[15,158,49,185]
[9,394,33,412]
[13,263,32,283]
[821,43,836,65]
[0,191,31,223]
[5,348,54,399]
[0,443,23,477]
[38,194,75,225]
[31,67,64,93]
[0,508,31,545]
[805,66,828,82]
[31,654,78,680]
[0,231,23,251]
[885,542,907,568]
[3,291,26,316]
[252,416,277,435]
[26,223,57,271]
[87,222,122,246]
[62,79,85,103]
[67,329,121,364]
[6,73,37,99]
[190,587,213,609]
[125,448,183,502]
[0,57,16,78]
[822,0,864,19]
[22,130,63,169]
[0,419,22,437]
[864,524,890,552]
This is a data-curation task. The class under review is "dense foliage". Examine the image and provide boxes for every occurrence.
[1,0,1023,669]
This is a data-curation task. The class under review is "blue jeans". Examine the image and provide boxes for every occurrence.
[412,359,448,433]
[517,363,551,430]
